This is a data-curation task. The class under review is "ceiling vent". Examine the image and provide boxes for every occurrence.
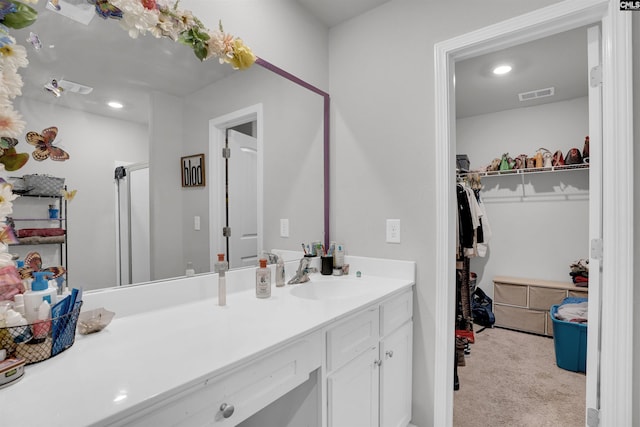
[518,87,555,102]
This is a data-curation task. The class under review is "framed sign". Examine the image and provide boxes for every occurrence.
[181,154,206,187]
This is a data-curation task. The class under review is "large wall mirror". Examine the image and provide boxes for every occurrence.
[9,1,328,291]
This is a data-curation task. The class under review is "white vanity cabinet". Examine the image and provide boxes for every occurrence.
[325,289,414,427]
[115,332,322,427]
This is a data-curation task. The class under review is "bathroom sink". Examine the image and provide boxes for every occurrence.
[289,278,372,300]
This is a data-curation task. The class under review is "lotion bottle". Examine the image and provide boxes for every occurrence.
[214,253,228,306]
[23,272,56,324]
[256,259,271,298]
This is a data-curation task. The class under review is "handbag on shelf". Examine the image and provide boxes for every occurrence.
[565,148,583,165]
[552,150,565,166]
[22,174,65,197]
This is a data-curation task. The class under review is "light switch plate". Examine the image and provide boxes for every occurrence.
[386,219,401,243]
[194,216,200,231]
[280,219,289,238]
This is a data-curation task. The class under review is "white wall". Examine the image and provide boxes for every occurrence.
[328,0,564,425]
[457,97,589,299]
[12,97,148,290]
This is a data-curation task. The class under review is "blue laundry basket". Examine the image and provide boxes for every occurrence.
[550,301,587,373]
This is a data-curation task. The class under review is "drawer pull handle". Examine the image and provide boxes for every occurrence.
[386,350,394,358]
[220,403,235,418]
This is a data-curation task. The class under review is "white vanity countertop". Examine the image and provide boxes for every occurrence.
[4,260,415,427]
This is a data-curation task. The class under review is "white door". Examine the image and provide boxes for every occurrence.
[227,129,258,268]
[115,163,150,285]
[585,24,602,416]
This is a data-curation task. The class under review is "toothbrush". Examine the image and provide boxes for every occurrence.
[301,243,307,254]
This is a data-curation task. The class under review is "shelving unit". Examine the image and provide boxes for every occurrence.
[8,191,68,282]
[458,164,589,198]
[458,163,589,179]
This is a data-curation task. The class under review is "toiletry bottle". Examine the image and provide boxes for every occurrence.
[215,253,228,306]
[256,258,271,298]
[13,294,25,317]
[334,244,345,268]
[33,300,51,339]
[23,272,56,324]
[185,262,195,277]
[276,256,285,287]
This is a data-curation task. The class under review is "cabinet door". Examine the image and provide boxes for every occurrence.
[327,345,379,427]
[380,321,413,427]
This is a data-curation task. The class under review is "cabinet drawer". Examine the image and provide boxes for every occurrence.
[494,304,546,335]
[529,286,567,311]
[380,290,413,337]
[120,331,322,427]
[494,283,527,307]
[327,308,379,372]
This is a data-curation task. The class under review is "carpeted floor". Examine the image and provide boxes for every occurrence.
[453,327,586,427]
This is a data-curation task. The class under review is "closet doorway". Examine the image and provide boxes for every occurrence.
[452,25,592,426]
[433,2,633,426]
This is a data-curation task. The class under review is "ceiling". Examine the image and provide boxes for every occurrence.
[296,0,391,27]
[455,26,589,118]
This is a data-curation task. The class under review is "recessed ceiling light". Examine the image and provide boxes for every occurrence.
[493,65,512,75]
[108,101,124,109]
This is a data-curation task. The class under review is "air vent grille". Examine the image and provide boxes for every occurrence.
[518,87,555,102]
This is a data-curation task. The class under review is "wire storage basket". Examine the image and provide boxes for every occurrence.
[0,302,82,365]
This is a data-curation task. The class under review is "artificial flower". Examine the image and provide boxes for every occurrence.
[0,33,11,47]
[141,0,156,10]
[0,39,28,69]
[110,0,159,38]
[206,28,234,61]
[0,67,23,98]
[0,105,25,138]
[227,38,256,70]
[0,181,18,217]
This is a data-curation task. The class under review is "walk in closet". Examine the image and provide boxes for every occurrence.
[452,24,591,426]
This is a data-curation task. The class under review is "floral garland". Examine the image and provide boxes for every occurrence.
[0,0,255,144]
[107,0,256,69]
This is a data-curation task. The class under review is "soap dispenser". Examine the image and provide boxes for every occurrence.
[23,272,56,324]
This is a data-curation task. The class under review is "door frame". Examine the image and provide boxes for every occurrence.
[433,1,633,426]
[209,104,264,271]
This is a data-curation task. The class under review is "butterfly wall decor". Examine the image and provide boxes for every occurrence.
[18,251,66,280]
[61,188,77,202]
[26,127,70,162]
[87,0,123,20]
[0,225,19,246]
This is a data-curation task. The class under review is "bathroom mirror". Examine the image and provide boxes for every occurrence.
[9,2,327,290]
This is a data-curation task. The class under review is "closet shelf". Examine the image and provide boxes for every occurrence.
[458,163,588,178]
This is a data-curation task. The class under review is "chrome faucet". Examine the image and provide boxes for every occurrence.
[287,257,316,284]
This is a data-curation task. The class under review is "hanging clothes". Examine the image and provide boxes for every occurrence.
[456,175,491,258]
